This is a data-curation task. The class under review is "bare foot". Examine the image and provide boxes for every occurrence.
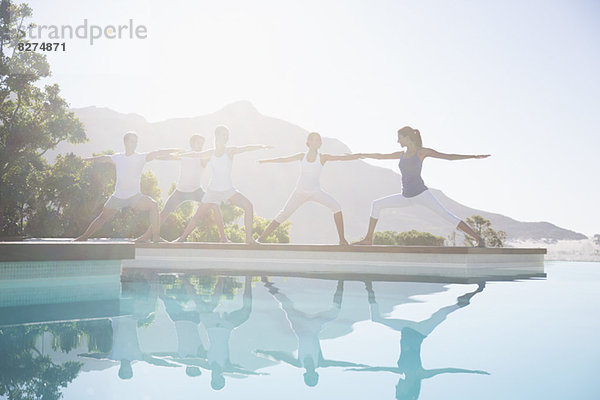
[246,238,260,246]
[339,239,349,246]
[73,236,88,242]
[220,237,232,243]
[352,238,372,245]
[171,236,186,243]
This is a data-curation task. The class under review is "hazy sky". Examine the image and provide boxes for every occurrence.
[27,0,600,235]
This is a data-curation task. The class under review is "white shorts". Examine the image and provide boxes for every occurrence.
[201,188,240,204]
[104,193,148,210]
[370,189,462,227]
[274,188,342,223]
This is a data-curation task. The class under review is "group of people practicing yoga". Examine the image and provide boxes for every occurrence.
[74,125,490,246]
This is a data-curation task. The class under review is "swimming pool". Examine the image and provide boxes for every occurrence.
[0,261,598,400]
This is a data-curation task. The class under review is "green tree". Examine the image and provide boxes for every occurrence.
[0,324,82,400]
[0,0,285,240]
[0,1,86,236]
[464,215,506,247]
[373,230,445,246]
[76,319,113,353]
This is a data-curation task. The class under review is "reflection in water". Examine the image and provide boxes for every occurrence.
[79,273,179,379]
[162,275,259,390]
[348,281,488,400]
[0,324,82,400]
[256,278,368,386]
[0,271,495,399]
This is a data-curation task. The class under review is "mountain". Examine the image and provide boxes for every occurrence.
[46,101,587,244]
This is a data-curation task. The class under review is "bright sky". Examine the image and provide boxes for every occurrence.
[27,0,600,235]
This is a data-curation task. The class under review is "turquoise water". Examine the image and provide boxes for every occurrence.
[0,261,598,400]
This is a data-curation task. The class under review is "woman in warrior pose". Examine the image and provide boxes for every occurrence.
[355,126,489,247]
[174,125,270,244]
[348,281,488,399]
[257,132,361,245]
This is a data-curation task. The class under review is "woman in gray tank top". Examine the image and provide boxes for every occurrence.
[354,126,490,247]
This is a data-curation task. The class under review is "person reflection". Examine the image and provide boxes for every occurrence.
[79,272,178,379]
[170,275,259,390]
[348,281,488,400]
[160,275,206,378]
[256,278,367,387]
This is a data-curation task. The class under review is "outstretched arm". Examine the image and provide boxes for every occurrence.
[422,367,490,379]
[321,359,370,368]
[78,352,110,359]
[356,151,404,160]
[82,155,113,163]
[421,148,490,161]
[229,145,272,156]
[346,366,400,373]
[320,153,364,163]
[179,149,214,159]
[258,152,304,164]
[142,355,181,367]
[226,364,266,375]
[153,154,181,161]
[170,357,210,369]
[254,350,301,367]
[146,148,185,161]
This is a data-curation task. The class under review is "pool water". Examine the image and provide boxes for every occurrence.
[0,261,598,400]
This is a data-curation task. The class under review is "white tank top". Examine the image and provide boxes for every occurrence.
[296,152,322,190]
[110,152,147,199]
[176,157,204,192]
[208,152,234,191]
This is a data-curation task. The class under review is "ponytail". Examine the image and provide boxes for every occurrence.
[412,129,422,148]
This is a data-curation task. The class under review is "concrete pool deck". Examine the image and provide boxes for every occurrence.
[130,242,546,280]
[0,240,546,281]
[0,241,135,262]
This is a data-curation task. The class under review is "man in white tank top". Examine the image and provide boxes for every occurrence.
[135,135,227,242]
[174,125,271,244]
[74,132,182,242]
[257,132,362,245]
